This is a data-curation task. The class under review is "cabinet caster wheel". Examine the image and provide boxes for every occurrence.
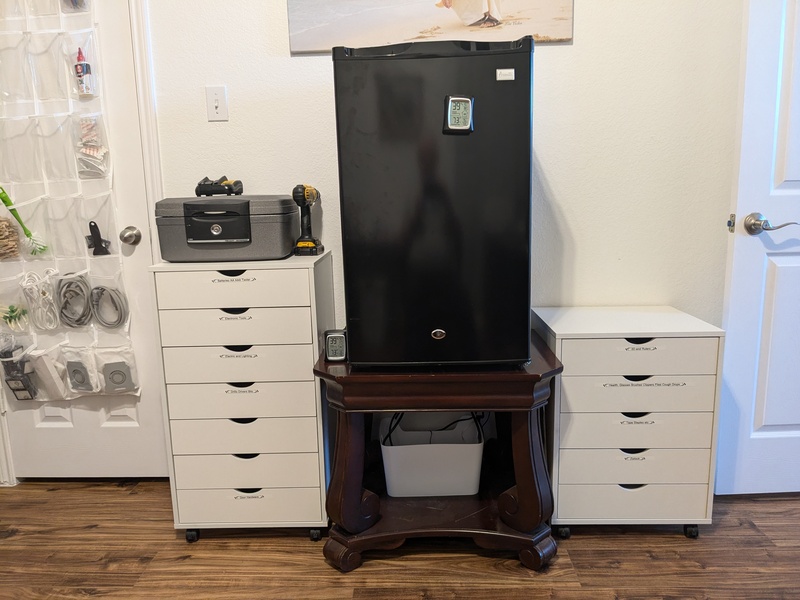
[684,524,699,539]
[185,529,200,543]
[310,529,322,541]
[556,526,571,539]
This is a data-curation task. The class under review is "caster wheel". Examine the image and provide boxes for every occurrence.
[310,529,322,542]
[185,529,200,543]
[684,524,699,539]
[556,526,571,539]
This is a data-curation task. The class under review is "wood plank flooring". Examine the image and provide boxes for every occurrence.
[1,479,798,599]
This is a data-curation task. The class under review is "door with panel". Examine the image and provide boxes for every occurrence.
[717,0,800,493]
[1,0,167,477]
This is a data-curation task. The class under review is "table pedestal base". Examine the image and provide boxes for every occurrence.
[323,493,557,572]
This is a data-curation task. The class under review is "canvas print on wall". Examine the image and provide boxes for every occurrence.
[287,0,573,54]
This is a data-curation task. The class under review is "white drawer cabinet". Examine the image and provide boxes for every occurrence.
[152,254,335,542]
[532,306,724,539]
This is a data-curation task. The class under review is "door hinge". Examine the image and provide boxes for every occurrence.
[727,213,736,233]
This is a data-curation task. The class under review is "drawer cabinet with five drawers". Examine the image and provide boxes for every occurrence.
[532,306,724,539]
[152,253,335,542]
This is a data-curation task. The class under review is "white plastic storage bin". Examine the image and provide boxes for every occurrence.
[379,412,484,497]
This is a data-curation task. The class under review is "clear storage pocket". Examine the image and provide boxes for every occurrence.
[37,114,78,183]
[89,269,129,332]
[66,29,98,102]
[19,267,61,331]
[25,0,60,28]
[28,32,70,105]
[73,113,110,179]
[0,32,33,114]
[61,342,99,396]
[60,0,89,13]
[0,332,38,401]
[0,117,43,183]
[45,195,83,258]
[0,273,29,333]
[80,192,116,256]
[0,195,50,259]
[0,1,25,33]
[53,270,93,330]
[95,344,139,395]
[27,342,67,401]
[0,215,21,260]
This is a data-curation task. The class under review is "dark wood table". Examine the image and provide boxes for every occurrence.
[313,332,562,572]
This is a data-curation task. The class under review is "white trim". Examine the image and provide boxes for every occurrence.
[0,393,17,486]
[129,0,165,263]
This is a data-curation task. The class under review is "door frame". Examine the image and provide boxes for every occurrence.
[0,0,164,485]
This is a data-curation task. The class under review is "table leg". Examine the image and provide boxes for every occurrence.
[498,396,554,533]
[324,409,380,535]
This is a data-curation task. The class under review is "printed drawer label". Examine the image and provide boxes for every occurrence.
[559,412,713,448]
[162,345,313,384]
[560,375,716,413]
[176,487,323,525]
[558,448,712,484]
[167,381,317,419]
[155,269,310,309]
[158,307,312,346]
[560,337,719,376]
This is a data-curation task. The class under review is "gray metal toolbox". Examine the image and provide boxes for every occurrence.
[155,195,298,262]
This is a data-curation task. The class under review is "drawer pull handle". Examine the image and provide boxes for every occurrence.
[230,417,257,424]
[234,488,262,494]
[625,337,654,345]
[217,269,246,277]
[223,345,253,352]
[619,484,646,490]
[621,412,650,419]
[227,382,255,388]
[623,375,652,382]
[620,448,648,455]
[221,307,250,315]
[233,453,259,459]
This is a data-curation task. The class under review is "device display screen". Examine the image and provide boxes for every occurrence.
[444,96,473,132]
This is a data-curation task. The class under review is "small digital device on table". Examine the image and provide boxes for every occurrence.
[324,329,347,361]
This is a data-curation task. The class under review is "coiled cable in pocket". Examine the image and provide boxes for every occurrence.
[56,273,92,327]
[90,285,129,329]
[20,270,60,330]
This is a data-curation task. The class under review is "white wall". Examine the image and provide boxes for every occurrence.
[147,0,743,328]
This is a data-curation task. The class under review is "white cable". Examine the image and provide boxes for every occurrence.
[20,270,60,331]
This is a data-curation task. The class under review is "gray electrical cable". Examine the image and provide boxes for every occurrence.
[56,274,92,327]
[90,285,129,329]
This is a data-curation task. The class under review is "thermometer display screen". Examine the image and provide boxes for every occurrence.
[444,96,473,133]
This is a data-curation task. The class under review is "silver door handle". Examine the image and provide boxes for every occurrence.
[119,226,142,246]
[743,213,800,236]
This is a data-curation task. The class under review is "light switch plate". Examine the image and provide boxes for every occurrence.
[206,85,228,122]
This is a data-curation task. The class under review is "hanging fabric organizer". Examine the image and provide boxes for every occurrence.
[0,0,140,402]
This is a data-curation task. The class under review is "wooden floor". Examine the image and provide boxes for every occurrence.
[0,480,798,599]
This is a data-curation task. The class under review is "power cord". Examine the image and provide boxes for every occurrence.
[90,285,129,328]
[20,270,60,330]
[56,274,92,327]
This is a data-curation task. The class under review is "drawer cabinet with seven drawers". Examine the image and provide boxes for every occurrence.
[532,306,724,539]
[152,253,335,542]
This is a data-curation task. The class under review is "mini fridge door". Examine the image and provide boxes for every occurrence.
[333,37,533,367]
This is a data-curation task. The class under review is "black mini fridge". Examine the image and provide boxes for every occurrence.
[333,37,534,368]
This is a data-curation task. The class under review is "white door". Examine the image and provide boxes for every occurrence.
[1,0,167,477]
[716,0,800,494]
